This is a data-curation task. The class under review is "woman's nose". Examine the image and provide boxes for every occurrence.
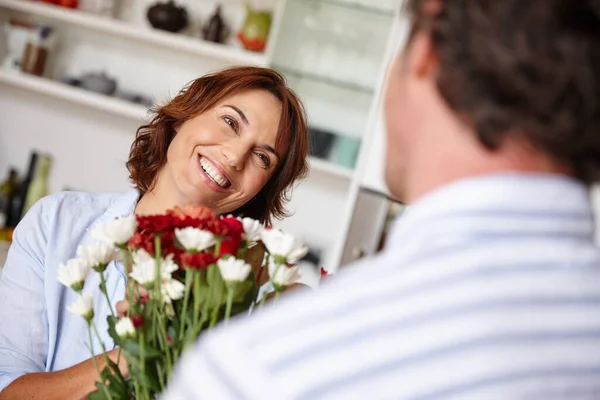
[221,144,247,171]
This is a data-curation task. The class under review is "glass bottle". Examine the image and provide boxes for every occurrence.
[7,152,37,228]
[0,169,19,229]
[21,154,52,218]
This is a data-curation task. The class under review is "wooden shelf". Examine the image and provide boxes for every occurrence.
[0,0,268,66]
[0,70,149,120]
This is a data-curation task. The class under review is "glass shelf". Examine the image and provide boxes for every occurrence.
[302,0,397,17]
[274,65,374,94]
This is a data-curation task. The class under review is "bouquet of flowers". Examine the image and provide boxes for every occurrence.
[57,205,312,399]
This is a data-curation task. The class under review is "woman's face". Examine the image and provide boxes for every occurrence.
[162,89,286,215]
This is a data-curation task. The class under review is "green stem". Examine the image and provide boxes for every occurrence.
[120,247,134,370]
[274,291,281,302]
[209,304,220,329]
[91,321,112,369]
[178,269,194,342]
[98,271,115,318]
[133,379,141,400]
[156,362,166,393]
[154,236,162,306]
[87,322,112,400]
[192,272,202,328]
[214,239,222,257]
[224,286,235,325]
[157,312,173,378]
[139,330,150,400]
[122,248,135,318]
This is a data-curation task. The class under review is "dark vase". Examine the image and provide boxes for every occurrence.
[147,1,188,33]
[202,4,230,44]
[308,128,335,159]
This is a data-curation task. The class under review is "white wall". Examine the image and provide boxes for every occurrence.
[0,85,135,193]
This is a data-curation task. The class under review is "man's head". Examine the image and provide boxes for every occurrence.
[384,0,600,202]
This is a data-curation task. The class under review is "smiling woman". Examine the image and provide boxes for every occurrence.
[129,66,309,224]
[0,66,309,399]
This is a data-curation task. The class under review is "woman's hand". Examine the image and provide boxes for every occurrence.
[116,299,130,319]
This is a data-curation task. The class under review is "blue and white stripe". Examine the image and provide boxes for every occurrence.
[163,174,600,400]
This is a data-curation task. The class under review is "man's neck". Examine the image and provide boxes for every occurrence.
[403,131,572,204]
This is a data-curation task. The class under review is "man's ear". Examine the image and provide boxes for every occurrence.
[406,31,437,80]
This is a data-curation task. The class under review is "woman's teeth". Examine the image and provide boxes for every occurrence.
[199,157,230,188]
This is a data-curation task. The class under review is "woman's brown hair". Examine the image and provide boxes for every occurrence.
[127,66,309,224]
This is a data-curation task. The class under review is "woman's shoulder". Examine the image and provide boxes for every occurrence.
[37,190,134,215]
[26,190,139,234]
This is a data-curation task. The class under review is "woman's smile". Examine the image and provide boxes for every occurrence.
[197,155,232,192]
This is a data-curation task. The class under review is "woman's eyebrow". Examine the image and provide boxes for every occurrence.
[260,144,280,161]
[224,105,249,126]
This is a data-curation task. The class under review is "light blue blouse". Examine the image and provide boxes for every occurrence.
[0,190,139,391]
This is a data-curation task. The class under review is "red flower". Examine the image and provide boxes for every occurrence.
[130,314,144,329]
[169,205,215,221]
[181,252,216,270]
[213,217,242,236]
[320,268,332,280]
[128,231,153,253]
[139,293,150,305]
[219,237,241,256]
[129,230,179,257]
[136,214,175,233]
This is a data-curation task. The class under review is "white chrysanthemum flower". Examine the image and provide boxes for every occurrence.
[90,215,137,247]
[161,278,185,304]
[268,258,301,288]
[161,255,179,276]
[57,258,91,292]
[77,242,115,272]
[130,252,179,287]
[260,229,308,263]
[132,249,153,265]
[129,258,155,286]
[241,217,263,243]
[115,317,136,339]
[67,295,94,321]
[174,227,215,252]
[217,257,252,283]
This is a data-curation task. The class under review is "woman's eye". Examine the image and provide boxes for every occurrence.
[257,153,271,168]
[223,116,238,132]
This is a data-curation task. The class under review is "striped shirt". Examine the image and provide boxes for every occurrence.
[162,174,600,400]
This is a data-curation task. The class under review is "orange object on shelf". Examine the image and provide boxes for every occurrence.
[41,0,79,8]
[0,227,14,242]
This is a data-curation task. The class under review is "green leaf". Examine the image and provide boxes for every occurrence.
[232,280,259,316]
[167,325,178,347]
[206,265,227,308]
[232,280,255,303]
[121,340,163,359]
[87,382,111,400]
[106,315,121,347]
